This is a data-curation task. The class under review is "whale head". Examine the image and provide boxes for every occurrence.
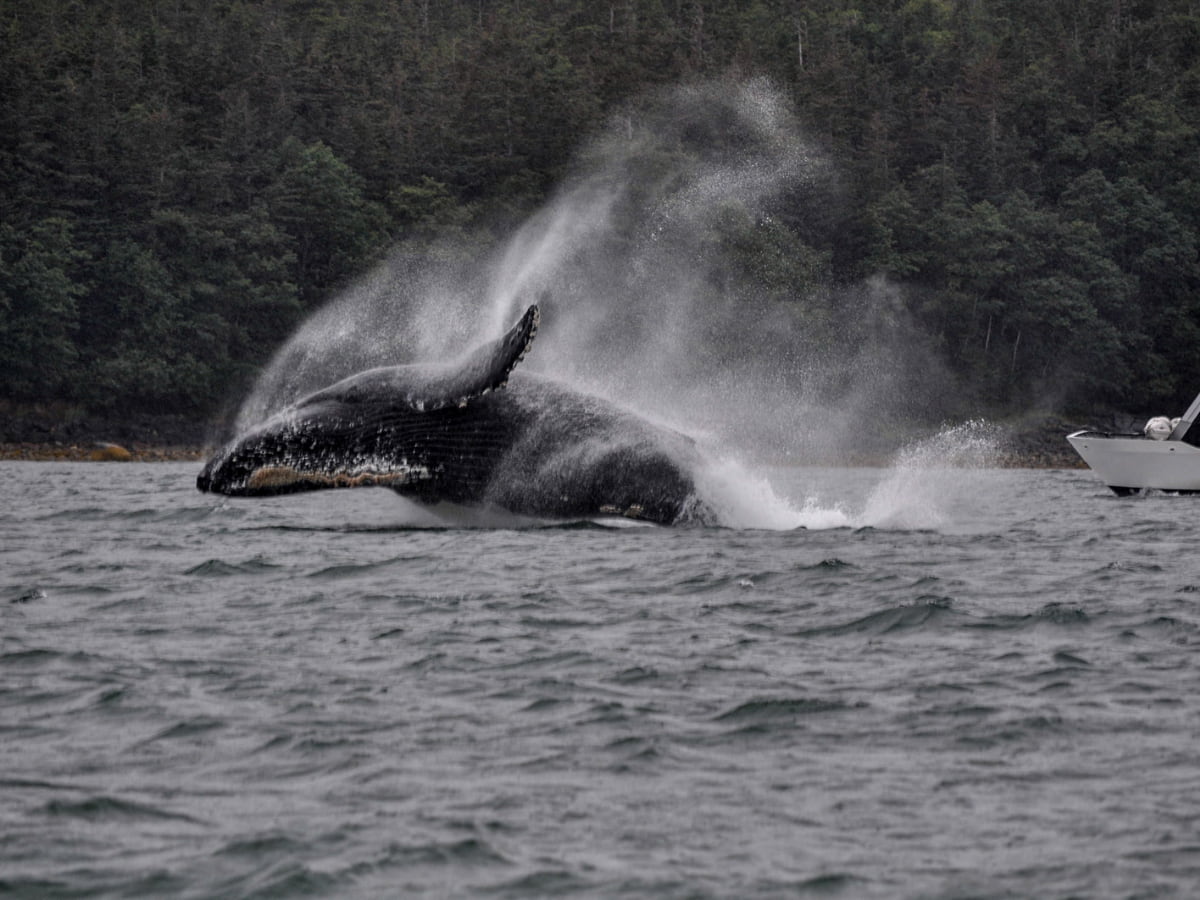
[198,305,539,497]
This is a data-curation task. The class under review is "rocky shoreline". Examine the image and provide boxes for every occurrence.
[992,414,1091,469]
[0,405,218,463]
[0,442,206,462]
[0,424,1086,468]
[0,407,1100,468]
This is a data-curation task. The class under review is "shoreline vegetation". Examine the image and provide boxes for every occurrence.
[4,4,1200,434]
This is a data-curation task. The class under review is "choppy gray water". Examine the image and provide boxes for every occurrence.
[3,460,1199,898]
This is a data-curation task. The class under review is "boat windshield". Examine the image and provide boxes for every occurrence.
[1170,390,1200,443]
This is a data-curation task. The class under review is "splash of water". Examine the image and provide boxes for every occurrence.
[693,457,854,531]
[685,419,1003,532]
[235,78,966,529]
[857,420,1004,530]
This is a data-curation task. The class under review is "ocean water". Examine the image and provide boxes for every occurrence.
[2,459,1199,898]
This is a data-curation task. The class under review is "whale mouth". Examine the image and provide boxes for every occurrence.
[598,503,646,519]
[245,463,432,493]
[198,461,433,496]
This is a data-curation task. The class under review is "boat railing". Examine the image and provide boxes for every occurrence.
[1069,429,1147,440]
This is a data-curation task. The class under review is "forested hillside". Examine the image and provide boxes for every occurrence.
[3,0,1199,428]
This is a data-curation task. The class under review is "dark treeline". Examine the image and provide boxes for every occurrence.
[3,0,1199,425]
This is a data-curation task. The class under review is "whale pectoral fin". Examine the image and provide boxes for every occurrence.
[296,304,539,413]
[441,303,539,406]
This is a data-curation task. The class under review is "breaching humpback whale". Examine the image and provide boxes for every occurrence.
[196,305,709,524]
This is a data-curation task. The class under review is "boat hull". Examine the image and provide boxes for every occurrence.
[1067,430,1200,493]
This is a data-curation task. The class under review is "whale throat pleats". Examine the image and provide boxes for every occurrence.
[229,401,523,500]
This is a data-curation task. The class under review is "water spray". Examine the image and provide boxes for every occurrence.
[235,78,970,529]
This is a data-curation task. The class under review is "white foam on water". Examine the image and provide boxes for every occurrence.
[695,419,1004,532]
[695,455,853,531]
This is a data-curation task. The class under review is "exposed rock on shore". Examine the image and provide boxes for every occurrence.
[995,414,1090,469]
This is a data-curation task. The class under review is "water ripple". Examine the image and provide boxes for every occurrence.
[4,463,1200,897]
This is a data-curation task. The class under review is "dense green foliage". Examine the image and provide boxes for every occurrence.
[3,0,1199,418]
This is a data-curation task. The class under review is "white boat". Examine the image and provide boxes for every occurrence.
[1067,392,1200,494]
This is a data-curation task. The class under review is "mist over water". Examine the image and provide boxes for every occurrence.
[237,78,977,529]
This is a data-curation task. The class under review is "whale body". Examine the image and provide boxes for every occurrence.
[196,305,710,524]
